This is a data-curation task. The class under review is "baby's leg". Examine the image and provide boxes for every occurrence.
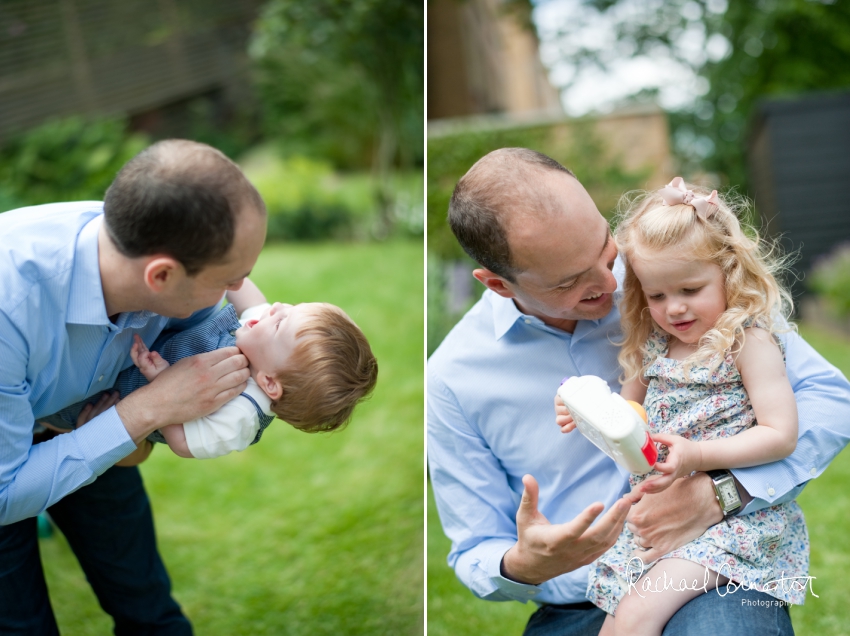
[611,558,729,636]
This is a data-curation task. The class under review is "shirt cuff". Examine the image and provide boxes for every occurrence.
[731,464,799,506]
[737,483,807,515]
[75,406,140,473]
[484,541,543,603]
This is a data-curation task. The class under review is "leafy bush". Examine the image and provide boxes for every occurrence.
[809,243,850,317]
[0,117,149,208]
[240,146,422,241]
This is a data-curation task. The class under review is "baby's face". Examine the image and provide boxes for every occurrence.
[235,302,329,376]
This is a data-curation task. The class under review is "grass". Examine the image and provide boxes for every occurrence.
[427,322,850,635]
[40,240,424,635]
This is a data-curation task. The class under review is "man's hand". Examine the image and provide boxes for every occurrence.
[500,474,632,585]
[116,347,250,443]
[627,472,723,563]
[554,395,576,433]
[130,335,170,382]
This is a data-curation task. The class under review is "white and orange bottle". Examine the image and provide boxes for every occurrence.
[557,375,658,475]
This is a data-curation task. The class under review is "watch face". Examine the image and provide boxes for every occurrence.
[719,479,739,506]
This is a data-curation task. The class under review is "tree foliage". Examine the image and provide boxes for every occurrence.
[251,0,423,233]
[549,0,850,189]
[251,0,423,171]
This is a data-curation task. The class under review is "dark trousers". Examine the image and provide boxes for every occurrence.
[0,465,192,635]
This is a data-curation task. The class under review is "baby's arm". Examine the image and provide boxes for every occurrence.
[130,335,170,382]
[644,328,798,493]
[226,278,267,317]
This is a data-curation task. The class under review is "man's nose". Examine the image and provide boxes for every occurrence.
[591,264,618,293]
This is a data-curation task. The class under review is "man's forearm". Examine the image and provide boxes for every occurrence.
[0,412,136,524]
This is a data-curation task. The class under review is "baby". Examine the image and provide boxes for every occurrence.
[41,281,378,459]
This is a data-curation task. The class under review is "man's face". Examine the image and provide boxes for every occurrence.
[160,208,267,318]
[498,172,618,331]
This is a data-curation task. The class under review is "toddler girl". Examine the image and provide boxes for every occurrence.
[558,178,808,635]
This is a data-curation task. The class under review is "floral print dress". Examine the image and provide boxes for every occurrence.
[586,329,809,614]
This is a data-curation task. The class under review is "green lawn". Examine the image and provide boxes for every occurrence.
[40,240,424,635]
[427,322,850,635]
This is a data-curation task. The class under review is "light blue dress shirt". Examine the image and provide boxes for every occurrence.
[0,202,217,525]
[428,265,850,605]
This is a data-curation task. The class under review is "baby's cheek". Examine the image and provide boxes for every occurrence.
[647,306,664,323]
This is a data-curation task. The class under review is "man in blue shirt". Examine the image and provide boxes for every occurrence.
[0,140,266,635]
[428,148,850,634]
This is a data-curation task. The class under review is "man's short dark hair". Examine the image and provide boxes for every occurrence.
[103,139,266,276]
[448,148,574,282]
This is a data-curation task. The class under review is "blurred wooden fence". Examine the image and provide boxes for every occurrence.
[0,0,261,139]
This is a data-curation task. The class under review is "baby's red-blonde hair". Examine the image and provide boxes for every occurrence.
[270,305,378,432]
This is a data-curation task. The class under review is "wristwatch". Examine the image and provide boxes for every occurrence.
[706,470,742,518]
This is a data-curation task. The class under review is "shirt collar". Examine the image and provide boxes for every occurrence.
[490,291,525,340]
[489,289,622,341]
[66,215,110,326]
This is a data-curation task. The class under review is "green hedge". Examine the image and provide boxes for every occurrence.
[0,117,149,211]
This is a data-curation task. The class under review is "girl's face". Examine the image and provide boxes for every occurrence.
[629,251,726,345]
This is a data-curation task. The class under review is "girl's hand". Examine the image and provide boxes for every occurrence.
[640,433,702,494]
[131,335,170,382]
[554,395,576,433]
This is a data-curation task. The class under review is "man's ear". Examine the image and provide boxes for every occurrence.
[472,268,516,299]
[143,257,183,293]
[256,371,283,401]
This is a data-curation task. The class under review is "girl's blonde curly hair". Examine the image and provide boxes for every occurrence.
[614,181,794,383]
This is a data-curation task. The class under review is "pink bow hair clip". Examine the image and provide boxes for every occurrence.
[659,177,719,219]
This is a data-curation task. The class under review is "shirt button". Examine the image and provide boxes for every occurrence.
[767,487,775,496]
[98,375,104,382]
[810,468,817,476]
[524,318,531,324]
